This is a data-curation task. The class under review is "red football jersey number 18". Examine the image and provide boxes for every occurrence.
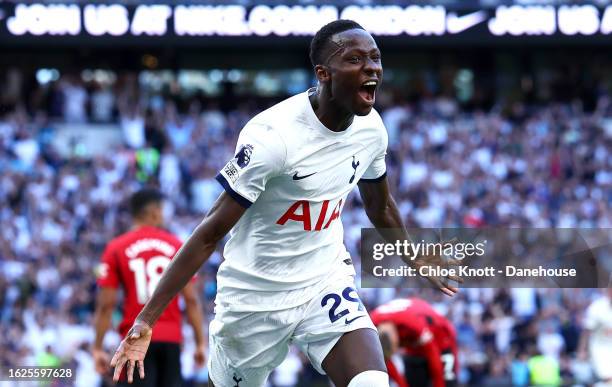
[128,256,171,304]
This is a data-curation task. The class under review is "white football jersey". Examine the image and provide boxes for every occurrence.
[215,89,387,311]
[584,295,612,354]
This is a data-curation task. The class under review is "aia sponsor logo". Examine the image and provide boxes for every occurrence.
[276,199,343,231]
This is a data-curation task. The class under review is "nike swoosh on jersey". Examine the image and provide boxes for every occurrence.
[446,11,488,34]
[293,172,317,180]
[345,315,365,325]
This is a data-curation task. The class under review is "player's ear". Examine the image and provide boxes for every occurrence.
[314,64,330,84]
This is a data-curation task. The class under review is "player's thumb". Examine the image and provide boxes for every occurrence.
[129,330,141,340]
[127,326,142,340]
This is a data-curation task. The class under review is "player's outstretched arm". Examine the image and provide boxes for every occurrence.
[137,191,245,327]
[110,192,246,382]
[357,177,460,296]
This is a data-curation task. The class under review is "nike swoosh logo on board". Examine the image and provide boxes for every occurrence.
[446,11,487,34]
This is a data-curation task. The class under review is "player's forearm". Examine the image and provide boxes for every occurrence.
[185,297,207,347]
[365,195,414,247]
[93,308,113,349]
[136,223,220,327]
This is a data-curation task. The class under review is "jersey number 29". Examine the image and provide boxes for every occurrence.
[321,287,364,323]
[128,256,171,304]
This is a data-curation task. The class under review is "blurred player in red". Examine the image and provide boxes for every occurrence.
[371,298,458,387]
[92,188,207,387]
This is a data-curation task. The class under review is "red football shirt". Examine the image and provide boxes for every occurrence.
[371,298,456,353]
[97,226,184,343]
[370,298,458,387]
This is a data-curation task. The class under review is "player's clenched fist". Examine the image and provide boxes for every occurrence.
[110,320,153,383]
[194,344,207,369]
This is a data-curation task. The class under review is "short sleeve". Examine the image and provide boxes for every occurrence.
[361,126,388,182]
[216,123,286,208]
[96,243,120,288]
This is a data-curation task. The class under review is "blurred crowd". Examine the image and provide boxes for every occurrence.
[0,69,610,387]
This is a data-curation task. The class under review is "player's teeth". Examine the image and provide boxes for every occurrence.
[363,81,376,86]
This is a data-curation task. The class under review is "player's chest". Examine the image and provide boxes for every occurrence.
[281,140,375,198]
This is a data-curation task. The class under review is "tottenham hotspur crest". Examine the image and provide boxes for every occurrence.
[232,373,243,386]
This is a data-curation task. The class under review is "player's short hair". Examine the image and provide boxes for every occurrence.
[309,19,365,67]
[130,188,164,217]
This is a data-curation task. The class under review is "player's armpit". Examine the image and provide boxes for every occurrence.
[357,176,392,223]
[196,191,247,244]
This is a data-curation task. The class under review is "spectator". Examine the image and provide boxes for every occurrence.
[91,84,115,123]
[527,351,561,386]
[119,105,146,149]
[511,352,530,386]
[61,76,88,123]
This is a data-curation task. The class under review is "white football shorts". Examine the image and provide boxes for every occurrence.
[591,344,612,380]
[207,271,376,387]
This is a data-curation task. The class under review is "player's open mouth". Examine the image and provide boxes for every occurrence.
[358,80,377,105]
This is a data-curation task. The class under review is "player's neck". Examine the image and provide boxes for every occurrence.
[132,220,159,230]
[309,89,354,132]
